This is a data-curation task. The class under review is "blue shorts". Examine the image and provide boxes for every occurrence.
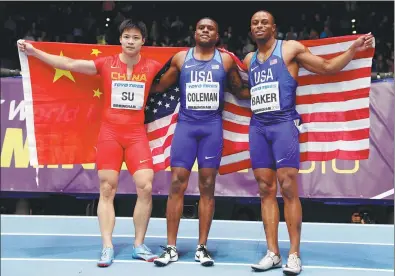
[170,120,223,171]
[249,119,300,170]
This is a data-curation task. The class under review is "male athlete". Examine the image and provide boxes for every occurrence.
[242,11,374,275]
[17,20,163,267]
[151,17,248,267]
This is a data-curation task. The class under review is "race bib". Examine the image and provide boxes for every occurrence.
[111,80,145,110]
[250,81,280,114]
[185,82,219,110]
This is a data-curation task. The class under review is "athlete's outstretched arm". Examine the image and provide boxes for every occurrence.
[150,51,186,93]
[292,33,374,75]
[17,39,97,75]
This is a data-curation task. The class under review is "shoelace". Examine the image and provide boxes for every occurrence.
[287,254,299,268]
[259,250,276,264]
[197,245,210,259]
[101,248,111,260]
[140,244,153,254]
[159,245,175,258]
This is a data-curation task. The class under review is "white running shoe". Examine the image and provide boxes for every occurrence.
[154,245,178,267]
[195,244,214,266]
[283,253,302,275]
[251,250,282,272]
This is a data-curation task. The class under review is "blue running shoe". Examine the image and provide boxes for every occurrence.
[131,244,158,262]
[97,247,114,267]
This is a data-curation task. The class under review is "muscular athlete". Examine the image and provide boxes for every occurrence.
[151,17,247,267]
[18,20,163,267]
[242,11,374,275]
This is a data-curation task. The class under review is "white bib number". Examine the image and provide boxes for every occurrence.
[250,81,280,114]
[111,80,145,110]
[185,82,219,110]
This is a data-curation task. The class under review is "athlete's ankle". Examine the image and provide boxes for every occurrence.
[103,243,113,249]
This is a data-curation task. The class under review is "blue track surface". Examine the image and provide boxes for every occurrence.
[1,215,394,276]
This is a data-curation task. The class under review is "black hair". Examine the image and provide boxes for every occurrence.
[253,10,276,24]
[196,17,219,32]
[119,19,147,39]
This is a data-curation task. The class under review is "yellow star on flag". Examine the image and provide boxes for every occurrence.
[93,88,102,98]
[53,51,75,83]
[91,49,102,57]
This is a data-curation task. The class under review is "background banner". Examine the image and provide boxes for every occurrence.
[1,77,393,200]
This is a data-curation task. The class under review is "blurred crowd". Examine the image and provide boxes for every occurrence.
[1,1,394,73]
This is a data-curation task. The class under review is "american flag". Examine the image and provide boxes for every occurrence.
[144,35,375,175]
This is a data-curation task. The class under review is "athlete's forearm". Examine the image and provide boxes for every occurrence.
[151,71,178,93]
[32,48,74,71]
[325,46,358,74]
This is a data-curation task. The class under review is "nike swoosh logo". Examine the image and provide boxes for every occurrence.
[185,64,197,68]
[140,159,151,163]
[251,66,259,72]
[277,158,286,163]
[205,156,216,160]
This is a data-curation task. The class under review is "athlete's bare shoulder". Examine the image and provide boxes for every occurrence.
[219,51,235,72]
[282,40,306,61]
[243,52,255,70]
[172,50,188,70]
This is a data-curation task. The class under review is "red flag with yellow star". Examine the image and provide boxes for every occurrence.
[18,42,182,166]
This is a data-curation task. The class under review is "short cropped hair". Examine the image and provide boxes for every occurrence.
[119,19,147,39]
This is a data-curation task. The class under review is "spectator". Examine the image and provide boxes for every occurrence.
[285,26,298,40]
[320,26,333,38]
[298,26,309,40]
[149,20,160,43]
[242,37,255,58]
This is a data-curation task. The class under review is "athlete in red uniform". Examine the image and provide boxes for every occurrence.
[94,54,160,174]
[17,20,162,266]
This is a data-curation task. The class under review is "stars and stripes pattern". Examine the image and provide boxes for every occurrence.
[144,35,375,175]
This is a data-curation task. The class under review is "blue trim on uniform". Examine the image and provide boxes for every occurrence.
[250,51,258,68]
[185,48,194,62]
[213,49,222,63]
[273,40,283,58]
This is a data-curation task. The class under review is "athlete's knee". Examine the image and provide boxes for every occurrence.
[99,172,118,200]
[170,170,189,196]
[134,169,154,198]
[278,169,298,200]
[198,173,216,196]
[255,173,277,198]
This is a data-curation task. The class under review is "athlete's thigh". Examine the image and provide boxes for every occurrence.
[124,127,154,176]
[170,121,198,171]
[96,125,124,173]
[270,120,300,170]
[197,120,223,169]
[249,122,275,170]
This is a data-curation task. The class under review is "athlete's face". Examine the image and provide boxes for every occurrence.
[250,11,276,41]
[119,28,145,56]
[195,19,219,47]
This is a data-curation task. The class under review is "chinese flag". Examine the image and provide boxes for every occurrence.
[18,42,183,165]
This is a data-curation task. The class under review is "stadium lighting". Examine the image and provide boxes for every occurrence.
[351,19,356,23]
[106,18,110,22]
[352,25,355,28]
[105,23,109,27]
[352,30,357,34]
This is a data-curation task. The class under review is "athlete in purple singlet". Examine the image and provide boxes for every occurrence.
[242,11,374,275]
[151,17,248,267]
